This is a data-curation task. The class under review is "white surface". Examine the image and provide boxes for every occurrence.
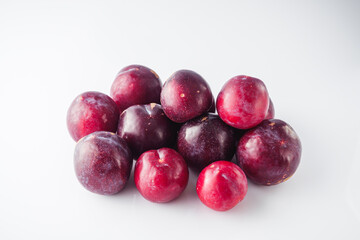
[0,0,359,239]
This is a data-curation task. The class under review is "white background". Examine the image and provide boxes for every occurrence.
[1,0,359,239]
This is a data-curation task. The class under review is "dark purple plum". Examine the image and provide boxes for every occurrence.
[67,91,119,142]
[74,131,133,195]
[217,75,269,129]
[209,94,216,113]
[197,161,247,211]
[134,148,189,203]
[236,119,301,185]
[110,65,162,113]
[265,98,275,119]
[177,113,237,171]
[160,70,213,123]
[117,103,177,159]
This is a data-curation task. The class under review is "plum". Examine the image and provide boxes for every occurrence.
[117,103,177,159]
[110,65,162,113]
[216,75,269,129]
[209,94,216,113]
[196,161,248,211]
[236,119,301,185]
[134,148,189,203]
[160,70,213,123]
[177,113,236,171]
[265,98,275,119]
[74,131,133,195]
[67,91,119,142]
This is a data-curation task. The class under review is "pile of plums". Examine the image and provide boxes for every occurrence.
[67,65,302,211]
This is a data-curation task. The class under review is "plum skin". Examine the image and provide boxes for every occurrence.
[196,161,248,211]
[74,131,133,195]
[117,103,177,159]
[134,148,189,203]
[209,95,216,113]
[236,119,301,185]
[216,75,269,129]
[160,69,213,123]
[67,91,119,142]
[265,98,275,119]
[177,113,237,171]
[110,65,162,113]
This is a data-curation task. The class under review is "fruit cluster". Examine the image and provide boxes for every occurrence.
[67,65,302,211]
